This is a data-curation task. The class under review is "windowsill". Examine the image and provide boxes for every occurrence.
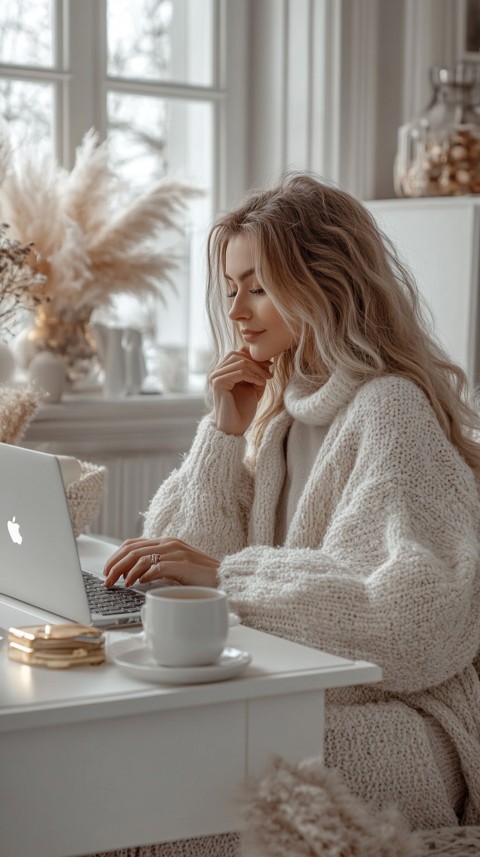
[22,389,208,455]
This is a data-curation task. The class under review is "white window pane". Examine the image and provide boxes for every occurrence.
[0,79,54,156]
[0,0,54,68]
[106,91,213,366]
[107,91,168,186]
[107,0,213,86]
[107,91,213,194]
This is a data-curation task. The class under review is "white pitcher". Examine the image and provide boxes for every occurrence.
[91,323,146,397]
[123,327,147,395]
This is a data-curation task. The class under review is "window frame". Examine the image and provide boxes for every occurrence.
[0,0,249,362]
[0,0,248,210]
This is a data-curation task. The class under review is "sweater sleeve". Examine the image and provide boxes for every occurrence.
[142,415,253,558]
[218,378,480,694]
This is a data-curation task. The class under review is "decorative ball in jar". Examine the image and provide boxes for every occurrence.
[394,63,480,198]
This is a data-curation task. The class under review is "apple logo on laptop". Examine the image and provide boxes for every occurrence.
[7,516,22,545]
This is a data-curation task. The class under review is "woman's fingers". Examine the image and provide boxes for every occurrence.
[104,537,159,570]
[209,353,272,429]
[210,349,272,375]
[104,538,219,589]
[135,539,219,587]
[103,538,165,586]
[137,549,219,588]
[209,356,272,388]
[211,369,268,393]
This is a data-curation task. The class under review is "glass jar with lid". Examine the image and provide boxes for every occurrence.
[394,63,480,197]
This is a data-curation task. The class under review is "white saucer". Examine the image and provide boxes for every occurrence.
[108,634,251,685]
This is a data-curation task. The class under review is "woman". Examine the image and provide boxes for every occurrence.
[104,173,480,839]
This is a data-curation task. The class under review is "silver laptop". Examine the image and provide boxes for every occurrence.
[0,442,145,627]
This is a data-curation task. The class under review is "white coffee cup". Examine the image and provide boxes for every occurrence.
[141,586,229,667]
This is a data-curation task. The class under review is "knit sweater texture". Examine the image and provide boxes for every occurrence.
[143,372,480,830]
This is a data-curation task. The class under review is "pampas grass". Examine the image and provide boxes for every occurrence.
[0,384,41,443]
[0,128,197,316]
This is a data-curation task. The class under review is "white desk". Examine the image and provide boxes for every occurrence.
[0,597,381,857]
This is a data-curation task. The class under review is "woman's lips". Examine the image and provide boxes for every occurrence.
[241,329,265,342]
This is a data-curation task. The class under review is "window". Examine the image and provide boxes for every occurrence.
[0,0,246,381]
[0,0,56,156]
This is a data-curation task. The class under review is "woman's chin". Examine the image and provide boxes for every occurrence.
[248,344,272,362]
[249,344,286,362]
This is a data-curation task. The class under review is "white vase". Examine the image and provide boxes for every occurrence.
[14,309,97,382]
[12,327,37,370]
[28,351,67,403]
[123,328,146,395]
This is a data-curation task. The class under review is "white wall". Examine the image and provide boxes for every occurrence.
[245,0,465,201]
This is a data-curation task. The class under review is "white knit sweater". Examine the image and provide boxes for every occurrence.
[143,372,480,829]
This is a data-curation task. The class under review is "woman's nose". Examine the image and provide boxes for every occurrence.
[228,293,252,321]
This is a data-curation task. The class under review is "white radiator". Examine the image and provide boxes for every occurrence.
[88,451,183,541]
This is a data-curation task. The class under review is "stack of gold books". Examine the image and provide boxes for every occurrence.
[8,623,105,668]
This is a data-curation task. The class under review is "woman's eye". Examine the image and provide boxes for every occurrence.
[225,287,264,298]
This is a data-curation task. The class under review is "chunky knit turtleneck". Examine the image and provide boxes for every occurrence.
[284,371,361,425]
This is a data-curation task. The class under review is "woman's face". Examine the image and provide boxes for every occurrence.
[224,234,294,362]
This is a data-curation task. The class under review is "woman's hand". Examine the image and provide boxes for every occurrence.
[103,537,220,589]
[209,348,272,436]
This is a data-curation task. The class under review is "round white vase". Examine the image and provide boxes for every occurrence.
[28,351,67,403]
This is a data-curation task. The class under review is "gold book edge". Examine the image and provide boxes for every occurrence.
[8,647,105,669]
[8,623,103,642]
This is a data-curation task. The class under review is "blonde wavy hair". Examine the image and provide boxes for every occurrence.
[206,172,480,473]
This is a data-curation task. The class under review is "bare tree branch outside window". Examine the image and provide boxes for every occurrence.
[0,0,54,155]
[107,0,173,81]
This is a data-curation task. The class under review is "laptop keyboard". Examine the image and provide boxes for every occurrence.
[82,570,145,616]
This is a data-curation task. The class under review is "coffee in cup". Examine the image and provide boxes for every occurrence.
[141,586,229,667]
